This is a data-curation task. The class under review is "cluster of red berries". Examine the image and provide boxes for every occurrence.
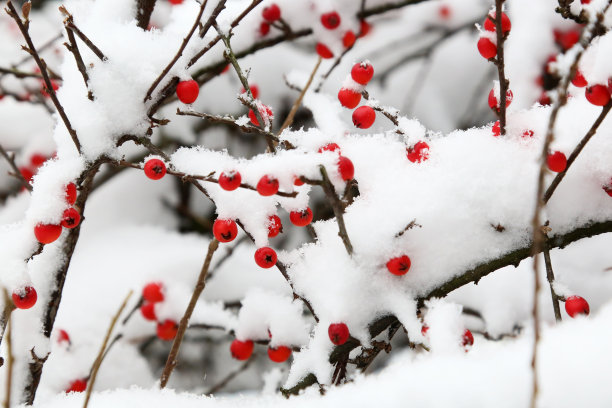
[574,74,612,107]
[32,182,80,245]
[230,332,293,363]
[139,282,179,341]
[315,11,371,60]
[18,152,54,189]
[51,329,89,393]
[337,61,376,129]
[259,3,281,37]
[476,11,511,60]
[488,87,513,112]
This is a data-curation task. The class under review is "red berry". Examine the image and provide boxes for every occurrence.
[254,247,277,268]
[337,156,354,181]
[176,79,199,104]
[585,84,611,106]
[294,176,304,186]
[477,37,497,59]
[259,22,270,36]
[565,295,590,317]
[438,5,451,19]
[268,345,292,363]
[539,92,552,106]
[352,106,376,129]
[221,64,230,73]
[65,183,77,205]
[316,43,334,59]
[318,143,341,154]
[492,120,500,137]
[262,4,281,22]
[241,84,260,99]
[386,255,411,276]
[488,88,513,111]
[30,153,47,168]
[256,175,279,196]
[41,80,59,98]
[144,159,166,180]
[140,303,157,321]
[320,11,341,29]
[338,88,361,109]
[547,151,567,173]
[581,0,591,4]
[358,20,371,37]
[462,329,474,347]
[483,12,511,34]
[522,130,534,138]
[219,171,242,191]
[12,286,37,309]
[65,379,87,393]
[230,339,254,360]
[289,208,313,227]
[248,105,273,127]
[571,70,588,87]
[342,31,356,48]
[57,329,70,345]
[34,223,62,244]
[328,323,349,345]
[142,282,164,303]
[351,61,374,85]
[267,214,283,238]
[558,30,580,51]
[406,141,430,163]
[213,219,238,243]
[61,208,80,229]
[168,0,183,4]
[157,319,178,341]
[20,167,34,183]
[421,325,429,336]
[603,178,612,197]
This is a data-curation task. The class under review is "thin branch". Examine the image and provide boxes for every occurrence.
[2,290,15,408]
[543,241,562,322]
[82,290,133,408]
[0,144,33,191]
[493,0,509,136]
[361,90,402,132]
[205,358,252,395]
[0,66,60,80]
[63,16,107,62]
[144,0,209,102]
[278,57,321,135]
[6,1,81,154]
[357,0,430,18]
[136,0,157,30]
[319,166,353,255]
[63,15,93,100]
[160,239,219,388]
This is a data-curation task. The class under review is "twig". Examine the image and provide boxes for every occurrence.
[0,144,33,191]
[357,0,430,18]
[543,241,562,322]
[144,0,209,102]
[492,0,509,136]
[160,239,219,388]
[319,166,353,255]
[6,1,81,154]
[63,14,93,100]
[136,0,157,30]
[205,358,252,395]
[82,291,133,408]
[395,219,422,237]
[0,66,60,80]
[278,57,321,135]
[2,290,15,408]
[361,90,402,131]
[63,17,107,62]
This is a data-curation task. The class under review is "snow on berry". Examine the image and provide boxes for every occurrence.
[12,286,37,309]
[289,208,313,227]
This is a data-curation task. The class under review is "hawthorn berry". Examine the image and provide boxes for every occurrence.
[256,175,279,196]
[556,29,580,51]
[406,141,430,163]
[462,329,474,347]
[438,5,451,19]
[241,84,260,99]
[41,80,59,98]
[30,153,47,168]
[581,0,591,3]
[142,282,165,303]
[359,20,371,37]
[248,105,273,127]
[230,339,254,360]
[492,120,500,137]
[488,88,513,111]
[254,247,277,268]
[262,4,281,22]
[338,88,361,109]
[321,11,341,29]
[12,286,37,309]
[565,295,590,317]
[157,319,178,341]
[34,223,62,244]
[213,218,239,243]
[267,214,283,238]
[289,208,313,227]
[268,345,292,363]
[352,106,376,129]
[539,92,552,106]
[337,156,354,181]
[477,37,497,59]
[221,64,230,74]
[61,208,80,229]
[522,130,534,138]
[65,183,77,205]
[585,84,611,106]
[343,31,356,48]
[65,379,87,393]
[571,70,587,87]
[328,322,349,345]
[176,79,199,104]
[386,255,411,276]
[57,329,70,345]
[351,61,374,85]
[168,0,183,4]
[260,22,270,36]
[140,303,157,321]
[20,166,34,183]
[294,176,304,186]
[144,159,166,180]
[421,325,429,336]
[483,12,511,34]
[547,151,567,173]
[603,178,612,197]
[316,43,334,59]
[219,171,242,191]
[318,143,341,154]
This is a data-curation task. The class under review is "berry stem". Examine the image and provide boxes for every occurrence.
[160,239,219,388]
